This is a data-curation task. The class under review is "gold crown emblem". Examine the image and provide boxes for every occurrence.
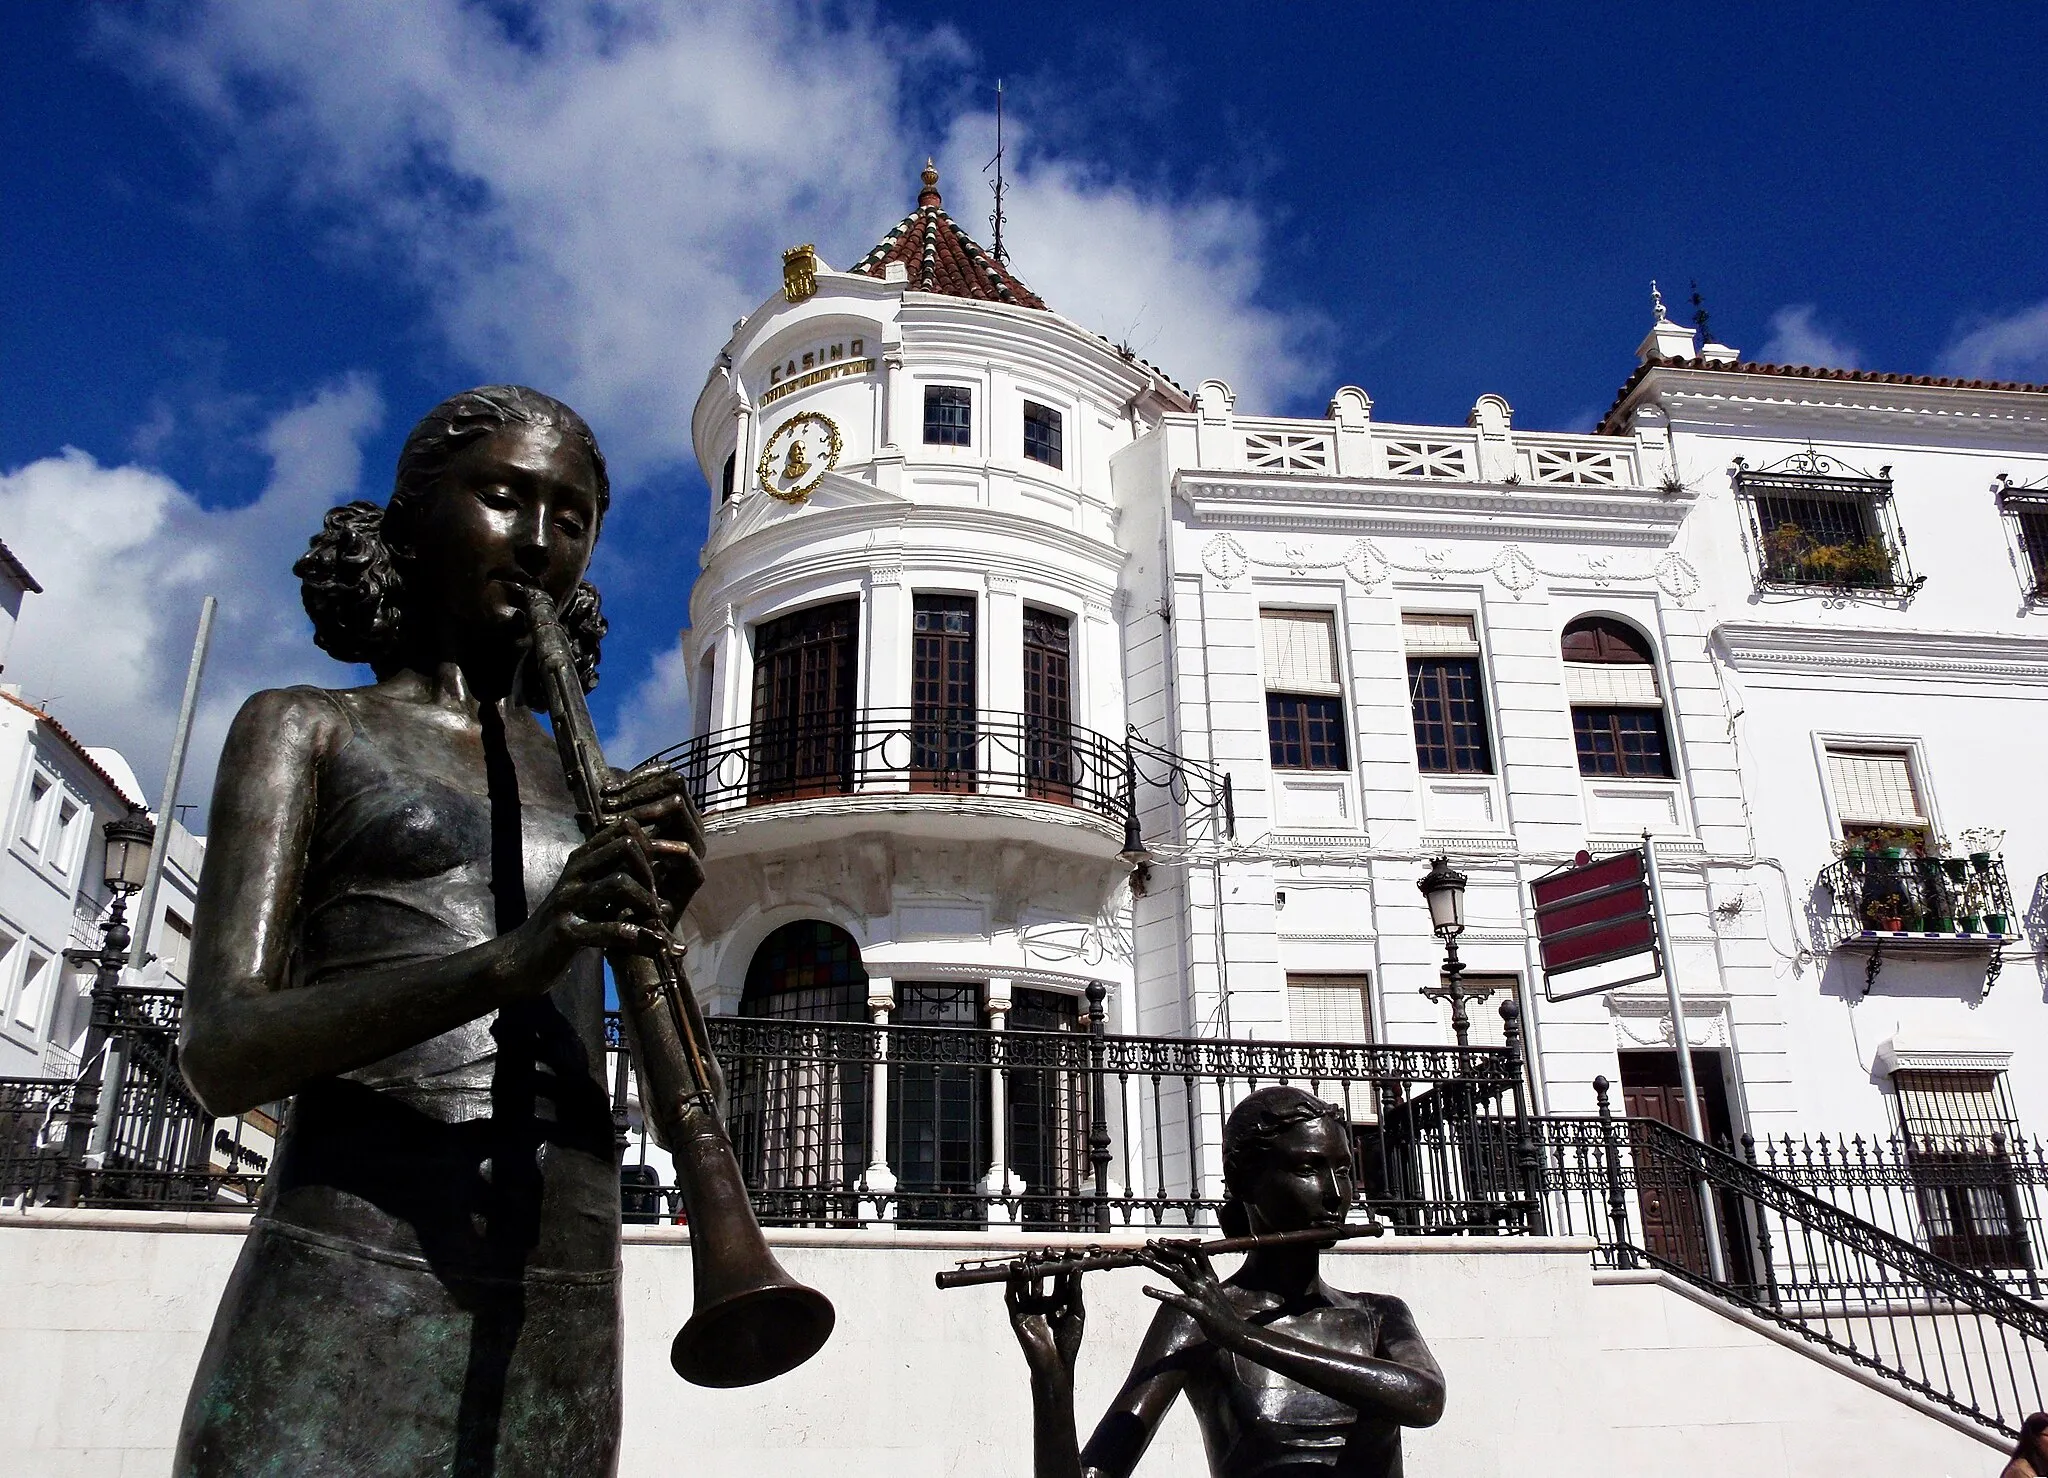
[782,244,818,303]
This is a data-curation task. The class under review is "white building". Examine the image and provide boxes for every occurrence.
[677,166,2048,1210]
[0,551,205,1081]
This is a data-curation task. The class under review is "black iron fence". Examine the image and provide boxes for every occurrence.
[0,987,258,1210]
[1535,1080,2047,1439]
[610,1010,1541,1235]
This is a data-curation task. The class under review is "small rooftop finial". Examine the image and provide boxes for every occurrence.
[1650,280,1667,324]
[919,157,942,208]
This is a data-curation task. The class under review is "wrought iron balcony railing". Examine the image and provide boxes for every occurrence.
[651,708,1234,842]
[1815,851,2017,946]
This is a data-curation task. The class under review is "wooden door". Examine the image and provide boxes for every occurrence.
[750,601,858,801]
[1619,1051,1733,1277]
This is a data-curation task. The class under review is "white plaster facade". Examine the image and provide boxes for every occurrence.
[681,183,2048,1175]
[0,686,203,1081]
[0,1213,2000,1477]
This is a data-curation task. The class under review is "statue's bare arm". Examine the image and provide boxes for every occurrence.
[1009,1270,1198,1478]
[179,687,670,1114]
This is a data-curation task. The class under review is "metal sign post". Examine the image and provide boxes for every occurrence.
[1641,829,1727,1284]
[128,596,216,970]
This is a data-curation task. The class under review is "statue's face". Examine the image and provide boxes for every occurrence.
[1238,1116,1356,1236]
[401,422,601,656]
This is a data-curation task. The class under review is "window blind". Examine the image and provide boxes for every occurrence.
[1286,975,1374,1121]
[1827,749,1924,823]
[1564,663,1660,704]
[1401,612,1479,654]
[1441,974,1517,1048]
[1261,611,1341,694]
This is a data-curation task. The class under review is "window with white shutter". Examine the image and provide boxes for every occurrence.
[1286,973,1374,1121]
[1262,611,1347,770]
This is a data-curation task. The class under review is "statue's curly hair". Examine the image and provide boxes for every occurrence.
[293,386,610,691]
[1218,1084,1352,1236]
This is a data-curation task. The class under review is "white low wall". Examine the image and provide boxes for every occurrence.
[0,1211,2006,1476]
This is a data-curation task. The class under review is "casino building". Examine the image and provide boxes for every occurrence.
[674,160,2048,1205]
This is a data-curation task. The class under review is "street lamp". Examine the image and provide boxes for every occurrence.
[1416,855,1486,1049]
[57,808,157,1206]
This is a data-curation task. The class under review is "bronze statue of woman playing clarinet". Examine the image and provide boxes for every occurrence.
[173,387,704,1477]
[1006,1086,1445,1478]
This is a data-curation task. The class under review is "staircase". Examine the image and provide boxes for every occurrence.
[1537,1085,2048,1439]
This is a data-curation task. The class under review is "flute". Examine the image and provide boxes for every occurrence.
[935,1220,1386,1289]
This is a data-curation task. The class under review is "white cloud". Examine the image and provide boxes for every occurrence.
[103,0,1323,764]
[1937,300,2048,382]
[0,377,384,814]
[936,117,1325,409]
[1755,304,1860,370]
[605,640,698,770]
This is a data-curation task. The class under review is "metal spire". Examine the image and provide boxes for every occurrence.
[984,79,1008,265]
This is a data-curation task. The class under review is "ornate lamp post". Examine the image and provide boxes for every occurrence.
[1416,855,1484,1049]
[57,808,156,1206]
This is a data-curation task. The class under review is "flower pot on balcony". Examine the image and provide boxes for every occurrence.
[1881,847,1905,860]
[1960,915,1981,934]
[1879,916,1904,932]
[1843,852,1867,874]
[1971,851,1992,872]
[1942,858,1968,882]
[1987,913,2010,936]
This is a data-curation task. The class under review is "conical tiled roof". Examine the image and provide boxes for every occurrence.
[850,160,1047,310]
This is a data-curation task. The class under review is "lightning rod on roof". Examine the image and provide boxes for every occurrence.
[985,79,1008,265]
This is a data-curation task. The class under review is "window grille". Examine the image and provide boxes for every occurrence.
[1890,1068,2029,1268]
[1022,401,1063,468]
[1997,479,2048,599]
[923,385,973,446]
[1734,450,1921,596]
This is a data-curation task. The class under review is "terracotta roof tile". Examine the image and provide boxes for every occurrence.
[1597,357,2048,434]
[851,160,1048,311]
[0,689,138,804]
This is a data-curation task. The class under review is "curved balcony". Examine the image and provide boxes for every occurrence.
[652,709,1231,859]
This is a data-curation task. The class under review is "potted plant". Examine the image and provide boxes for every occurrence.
[1960,825,2004,873]
[1987,911,2011,937]
[1865,897,1904,934]
[1959,911,1982,934]
[1832,836,1870,873]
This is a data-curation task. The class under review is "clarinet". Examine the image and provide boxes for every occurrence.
[935,1221,1387,1289]
[516,586,835,1389]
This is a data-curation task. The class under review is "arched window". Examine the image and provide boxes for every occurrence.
[1561,617,1671,778]
[741,920,869,1021]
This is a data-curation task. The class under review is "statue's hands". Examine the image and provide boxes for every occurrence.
[509,816,675,992]
[603,762,707,920]
[1006,1253,1085,1384]
[1136,1240,1241,1338]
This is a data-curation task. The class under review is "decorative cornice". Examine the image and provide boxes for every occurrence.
[1714,620,2048,687]
[1173,471,1691,548]
[1606,363,2048,444]
[1195,533,1701,605]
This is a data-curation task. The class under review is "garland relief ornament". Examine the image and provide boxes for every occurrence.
[758,410,842,503]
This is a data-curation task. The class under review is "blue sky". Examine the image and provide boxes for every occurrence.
[4,1,2045,812]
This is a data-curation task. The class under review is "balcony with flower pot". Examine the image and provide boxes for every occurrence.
[1816,831,2016,995]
